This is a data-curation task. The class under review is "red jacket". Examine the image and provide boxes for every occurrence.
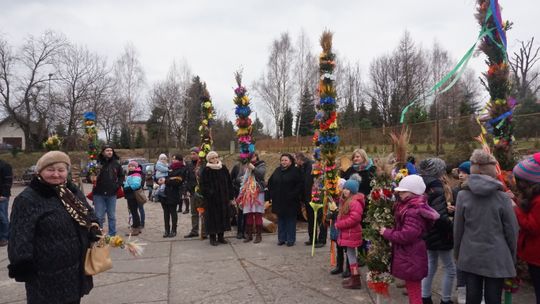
[515,195,540,266]
[335,194,365,248]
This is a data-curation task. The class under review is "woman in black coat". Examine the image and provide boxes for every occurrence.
[267,153,303,246]
[340,148,376,196]
[162,154,188,238]
[200,151,234,246]
[8,151,100,304]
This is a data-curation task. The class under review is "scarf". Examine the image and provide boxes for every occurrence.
[42,176,92,229]
[352,158,373,172]
[206,160,223,170]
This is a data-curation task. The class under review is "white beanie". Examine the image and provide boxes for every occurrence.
[158,154,168,161]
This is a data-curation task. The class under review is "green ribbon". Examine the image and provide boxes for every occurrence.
[309,201,323,256]
[400,6,507,123]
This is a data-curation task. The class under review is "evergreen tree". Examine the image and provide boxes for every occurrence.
[119,125,131,149]
[252,116,265,138]
[146,106,167,147]
[368,99,383,127]
[358,100,369,119]
[296,87,316,136]
[185,76,206,146]
[134,127,145,148]
[283,106,294,137]
[55,124,67,137]
[111,128,121,147]
[341,98,356,128]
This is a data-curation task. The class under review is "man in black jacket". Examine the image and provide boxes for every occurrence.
[91,145,124,236]
[296,152,326,248]
[184,147,202,238]
[0,158,12,247]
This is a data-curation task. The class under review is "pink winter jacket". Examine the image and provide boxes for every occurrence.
[335,194,365,248]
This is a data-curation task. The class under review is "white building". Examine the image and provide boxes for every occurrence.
[0,117,25,150]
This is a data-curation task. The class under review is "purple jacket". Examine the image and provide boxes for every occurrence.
[336,194,365,248]
[383,194,439,281]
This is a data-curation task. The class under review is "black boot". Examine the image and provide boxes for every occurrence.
[209,234,218,246]
[170,226,177,238]
[163,224,170,238]
[217,233,228,244]
[330,246,344,275]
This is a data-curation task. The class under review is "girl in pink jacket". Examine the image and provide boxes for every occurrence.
[335,179,365,289]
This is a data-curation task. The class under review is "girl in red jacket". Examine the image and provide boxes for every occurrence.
[335,179,365,289]
[513,152,540,303]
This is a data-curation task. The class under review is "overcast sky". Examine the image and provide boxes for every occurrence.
[1,0,538,126]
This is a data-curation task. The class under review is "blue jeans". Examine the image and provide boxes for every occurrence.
[422,249,456,302]
[0,197,9,241]
[138,204,145,227]
[93,195,117,236]
[278,215,296,244]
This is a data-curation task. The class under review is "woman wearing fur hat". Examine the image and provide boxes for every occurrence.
[199,151,234,246]
[8,151,101,304]
[512,152,540,303]
[454,149,519,304]
[418,158,456,304]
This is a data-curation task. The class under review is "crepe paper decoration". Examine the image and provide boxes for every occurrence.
[198,86,215,163]
[309,201,323,256]
[400,0,509,124]
[197,207,205,240]
[309,31,340,256]
[232,70,255,164]
[475,0,516,170]
[83,112,99,176]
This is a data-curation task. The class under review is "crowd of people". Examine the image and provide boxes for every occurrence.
[1,144,539,304]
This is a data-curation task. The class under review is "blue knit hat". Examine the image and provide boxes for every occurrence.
[343,179,359,194]
[458,161,471,175]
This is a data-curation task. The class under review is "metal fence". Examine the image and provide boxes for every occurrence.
[256,112,540,155]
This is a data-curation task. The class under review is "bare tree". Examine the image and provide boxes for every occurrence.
[53,44,109,149]
[148,60,191,148]
[112,42,146,127]
[254,32,295,138]
[367,54,394,124]
[510,37,540,99]
[0,31,66,150]
[293,29,317,136]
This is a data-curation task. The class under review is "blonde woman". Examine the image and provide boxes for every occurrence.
[341,149,376,196]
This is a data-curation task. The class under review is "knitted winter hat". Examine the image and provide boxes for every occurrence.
[206,151,219,162]
[36,151,71,173]
[458,161,471,175]
[394,174,426,195]
[513,152,540,183]
[418,158,446,177]
[158,153,168,161]
[470,149,498,179]
[343,179,359,194]
[128,160,139,167]
[190,146,201,153]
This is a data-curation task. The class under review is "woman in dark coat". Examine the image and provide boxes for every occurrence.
[341,148,376,196]
[267,153,303,246]
[200,151,234,246]
[162,154,188,238]
[8,151,100,304]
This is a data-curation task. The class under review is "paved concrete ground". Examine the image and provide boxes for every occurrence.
[0,184,536,303]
